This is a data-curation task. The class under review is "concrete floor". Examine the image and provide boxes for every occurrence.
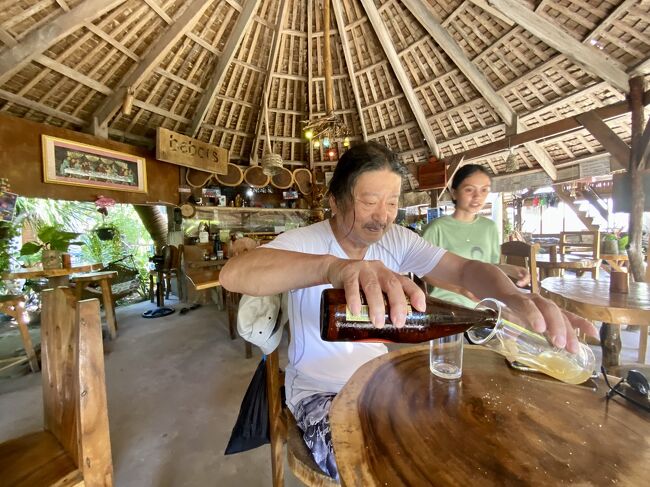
[0,295,647,486]
[0,296,301,487]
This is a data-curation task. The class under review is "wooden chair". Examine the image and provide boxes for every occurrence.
[0,287,113,486]
[559,230,601,278]
[266,349,339,487]
[148,244,182,302]
[500,241,541,293]
[71,270,118,340]
[0,295,39,373]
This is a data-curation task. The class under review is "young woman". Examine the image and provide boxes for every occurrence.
[422,164,529,307]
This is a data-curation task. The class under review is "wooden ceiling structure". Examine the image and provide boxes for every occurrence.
[0,0,648,186]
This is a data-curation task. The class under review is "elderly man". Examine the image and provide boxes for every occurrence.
[220,141,596,479]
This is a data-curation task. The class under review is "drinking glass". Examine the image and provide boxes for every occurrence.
[429,334,463,380]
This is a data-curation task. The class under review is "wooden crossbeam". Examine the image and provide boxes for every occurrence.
[488,0,629,93]
[91,0,212,128]
[0,89,84,125]
[189,0,261,137]
[576,111,631,171]
[461,91,650,161]
[0,0,127,83]
[358,0,439,157]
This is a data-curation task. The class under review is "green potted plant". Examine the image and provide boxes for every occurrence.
[601,233,619,255]
[20,225,83,269]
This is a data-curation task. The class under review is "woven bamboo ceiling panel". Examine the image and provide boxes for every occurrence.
[0,0,648,183]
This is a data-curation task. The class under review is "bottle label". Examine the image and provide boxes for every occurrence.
[345,304,412,322]
[346,305,371,322]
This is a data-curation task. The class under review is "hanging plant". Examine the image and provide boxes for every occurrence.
[93,196,119,241]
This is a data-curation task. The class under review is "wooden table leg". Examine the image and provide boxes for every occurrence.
[100,280,117,340]
[600,323,621,368]
[638,325,648,364]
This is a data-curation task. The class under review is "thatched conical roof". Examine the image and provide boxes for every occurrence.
[0,0,648,186]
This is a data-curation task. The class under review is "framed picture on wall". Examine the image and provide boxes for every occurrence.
[42,135,147,193]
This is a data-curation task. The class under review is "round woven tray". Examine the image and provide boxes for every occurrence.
[244,165,270,188]
[293,168,313,195]
[215,163,244,187]
[270,166,294,189]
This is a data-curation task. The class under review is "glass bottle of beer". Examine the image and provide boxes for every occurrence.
[320,288,498,344]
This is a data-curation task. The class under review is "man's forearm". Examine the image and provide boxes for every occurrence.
[460,260,520,302]
[219,248,335,296]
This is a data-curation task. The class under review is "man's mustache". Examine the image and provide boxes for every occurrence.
[363,222,387,231]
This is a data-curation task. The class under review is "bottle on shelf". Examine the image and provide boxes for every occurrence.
[198,222,209,243]
[213,233,223,259]
[320,289,498,344]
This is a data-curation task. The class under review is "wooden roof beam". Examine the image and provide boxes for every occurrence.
[332,0,368,141]
[91,0,212,128]
[249,0,289,165]
[403,0,557,179]
[460,91,650,161]
[575,111,630,171]
[358,0,439,157]
[487,0,629,93]
[189,0,261,137]
[0,0,127,83]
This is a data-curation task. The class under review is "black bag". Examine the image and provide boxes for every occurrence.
[224,357,270,454]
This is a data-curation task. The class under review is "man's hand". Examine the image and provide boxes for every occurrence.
[499,292,598,354]
[326,258,424,328]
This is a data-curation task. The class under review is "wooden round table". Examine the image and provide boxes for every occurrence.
[330,345,649,487]
[536,254,601,279]
[542,277,650,366]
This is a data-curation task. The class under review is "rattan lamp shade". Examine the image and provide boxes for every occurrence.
[262,153,283,176]
[244,165,270,188]
[270,166,294,189]
[293,168,313,195]
[215,163,244,187]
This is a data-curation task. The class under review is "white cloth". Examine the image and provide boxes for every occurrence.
[237,294,288,355]
[263,220,445,411]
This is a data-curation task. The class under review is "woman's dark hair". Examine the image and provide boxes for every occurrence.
[328,141,405,211]
[450,164,491,205]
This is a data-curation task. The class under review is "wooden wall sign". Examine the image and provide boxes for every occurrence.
[156,128,228,175]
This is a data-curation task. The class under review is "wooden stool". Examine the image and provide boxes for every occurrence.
[0,295,39,373]
[71,270,118,340]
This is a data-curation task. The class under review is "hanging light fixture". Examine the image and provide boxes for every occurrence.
[302,0,351,154]
[504,137,518,173]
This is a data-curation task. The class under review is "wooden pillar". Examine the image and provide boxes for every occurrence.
[627,76,647,283]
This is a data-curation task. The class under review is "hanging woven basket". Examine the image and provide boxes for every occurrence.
[244,165,270,188]
[293,168,313,195]
[215,163,244,187]
[270,166,294,189]
[262,153,283,176]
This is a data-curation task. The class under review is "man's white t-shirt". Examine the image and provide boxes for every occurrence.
[264,220,445,411]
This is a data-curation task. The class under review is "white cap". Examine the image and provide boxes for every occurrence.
[237,294,287,354]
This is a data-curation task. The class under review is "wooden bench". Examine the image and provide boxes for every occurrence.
[0,288,113,486]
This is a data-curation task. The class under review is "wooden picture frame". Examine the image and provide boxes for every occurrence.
[42,135,147,193]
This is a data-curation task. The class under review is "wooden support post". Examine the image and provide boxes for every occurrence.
[323,0,334,115]
[627,77,647,283]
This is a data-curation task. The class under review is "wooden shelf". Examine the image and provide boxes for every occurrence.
[194,206,313,213]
